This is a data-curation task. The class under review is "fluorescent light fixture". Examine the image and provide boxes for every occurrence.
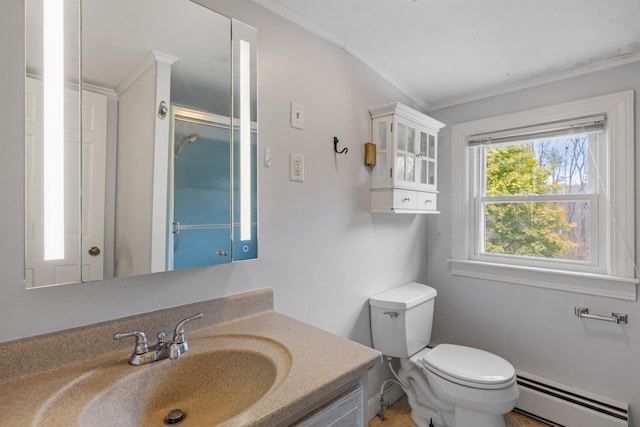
[43,0,65,260]
[239,39,251,241]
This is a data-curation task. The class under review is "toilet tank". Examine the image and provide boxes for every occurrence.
[369,282,437,358]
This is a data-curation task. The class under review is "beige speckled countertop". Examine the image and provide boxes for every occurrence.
[0,289,381,426]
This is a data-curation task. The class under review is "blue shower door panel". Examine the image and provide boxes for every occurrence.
[173,228,231,269]
[173,119,232,270]
[174,186,229,226]
[174,126,231,226]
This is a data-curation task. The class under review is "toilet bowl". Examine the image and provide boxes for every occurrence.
[421,344,518,427]
[369,283,519,427]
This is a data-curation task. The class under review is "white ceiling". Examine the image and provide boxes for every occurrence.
[251,0,640,110]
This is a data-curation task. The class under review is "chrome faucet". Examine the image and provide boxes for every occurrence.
[113,313,203,366]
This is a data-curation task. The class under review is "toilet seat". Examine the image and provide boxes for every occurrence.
[421,344,515,390]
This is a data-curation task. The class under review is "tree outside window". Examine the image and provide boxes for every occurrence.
[482,135,592,261]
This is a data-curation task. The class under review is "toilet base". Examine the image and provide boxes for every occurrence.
[408,406,507,427]
[410,412,436,427]
[454,407,506,427]
[398,359,454,427]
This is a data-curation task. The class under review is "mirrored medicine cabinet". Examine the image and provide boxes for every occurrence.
[24,0,257,288]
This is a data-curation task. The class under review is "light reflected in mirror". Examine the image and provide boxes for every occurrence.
[25,0,82,287]
[25,0,257,288]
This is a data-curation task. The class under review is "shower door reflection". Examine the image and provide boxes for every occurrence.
[169,108,231,269]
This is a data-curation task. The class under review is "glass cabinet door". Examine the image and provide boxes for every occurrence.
[376,120,388,182]
[418,130,437,188]
[396,122,416,184]
[427,133,436,186]
[419,131,428,185]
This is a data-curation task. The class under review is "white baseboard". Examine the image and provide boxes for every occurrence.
[516,371,628,427]
[367,382,405,422]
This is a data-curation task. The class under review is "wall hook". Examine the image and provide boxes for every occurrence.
[334,137,348,154]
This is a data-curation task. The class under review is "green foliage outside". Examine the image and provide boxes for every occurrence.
[484,144,576,258]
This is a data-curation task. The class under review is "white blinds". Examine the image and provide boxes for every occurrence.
[468,115,606,147]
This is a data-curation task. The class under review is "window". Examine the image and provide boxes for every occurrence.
[450,91,637,300]
[473,116,604,267]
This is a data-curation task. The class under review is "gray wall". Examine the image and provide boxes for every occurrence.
[1,0,426,407]
[427,61,640,424]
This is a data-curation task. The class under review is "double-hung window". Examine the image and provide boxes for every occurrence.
[472,116,604,268]
[450,91,637,300]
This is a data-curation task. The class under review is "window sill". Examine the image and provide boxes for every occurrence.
[448,259,638,301]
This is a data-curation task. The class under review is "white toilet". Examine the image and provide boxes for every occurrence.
[369,282,518,427]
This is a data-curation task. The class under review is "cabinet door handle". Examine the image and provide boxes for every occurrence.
[403,197,411,202]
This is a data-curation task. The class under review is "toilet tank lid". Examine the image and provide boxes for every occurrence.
[369,282,437,310]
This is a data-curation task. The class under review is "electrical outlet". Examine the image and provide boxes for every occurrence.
[290,153,304,182]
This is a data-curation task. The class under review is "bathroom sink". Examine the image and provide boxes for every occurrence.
[35,335,291,427]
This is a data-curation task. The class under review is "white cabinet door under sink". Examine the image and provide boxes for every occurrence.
[293,385,365,427]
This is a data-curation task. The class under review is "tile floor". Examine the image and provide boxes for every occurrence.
[368,395,552,427]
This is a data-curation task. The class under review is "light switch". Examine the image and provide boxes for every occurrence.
[290,101,304,130]
[264,147,272,167]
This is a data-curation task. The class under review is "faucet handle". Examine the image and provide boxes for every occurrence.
[113,330,149,355]
[172,313,203,353]
[173,313,203,342]
[169,342,181,360]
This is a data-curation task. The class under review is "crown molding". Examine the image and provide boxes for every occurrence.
[428,52,640,112]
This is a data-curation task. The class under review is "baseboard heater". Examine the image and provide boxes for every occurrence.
[515,370,628,427]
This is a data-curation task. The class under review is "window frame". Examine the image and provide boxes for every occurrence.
[449,91,637,300]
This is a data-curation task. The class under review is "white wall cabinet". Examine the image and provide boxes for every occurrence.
[369,103,445,213]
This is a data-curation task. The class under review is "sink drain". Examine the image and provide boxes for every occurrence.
[165,408,186,425]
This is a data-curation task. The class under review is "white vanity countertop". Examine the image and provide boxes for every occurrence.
[0,290,381,426]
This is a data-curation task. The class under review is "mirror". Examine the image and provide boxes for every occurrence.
[25,0,257,288]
